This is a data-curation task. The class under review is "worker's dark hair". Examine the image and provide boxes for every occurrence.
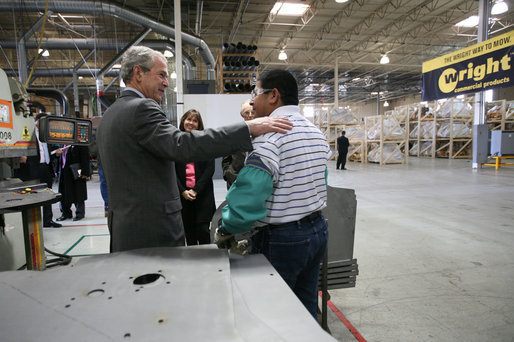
[342,131,346,135]
[259,69,298,106]
[179,109,205,131]
[34,113,48,121]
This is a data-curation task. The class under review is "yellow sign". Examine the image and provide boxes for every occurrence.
[422,30,513,101]
[22,125,31,140]
[423,30,513,73]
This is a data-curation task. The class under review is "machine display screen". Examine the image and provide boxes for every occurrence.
[48,120,74,141]
[39,116,92,146]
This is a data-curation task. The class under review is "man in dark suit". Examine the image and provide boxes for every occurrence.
[97,46,292,252]
[336,131,350,170]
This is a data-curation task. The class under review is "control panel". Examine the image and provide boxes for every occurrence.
[38,116,92,146]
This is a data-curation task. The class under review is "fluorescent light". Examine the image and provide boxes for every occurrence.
[38,49,49,57]
[352,77,361,82]
[384,101,389,107]
[271,2,310,16]
[455,15,479,27]
[485,89,493,102]
[78,76,83,80]
[170,71,177,79]
[380,54,389,64]
[335,0,349,3]
[112,63,121,69]
[492,0,508,15]
[164,50,174,58]
[278,50,288,60]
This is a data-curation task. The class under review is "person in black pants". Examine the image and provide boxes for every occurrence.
[55,145,91,221]
[336,131,350,170]
[175,110,216,245]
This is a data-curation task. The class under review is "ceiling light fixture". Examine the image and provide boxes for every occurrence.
[491,0,508,15]
[335,0,349,3]
[380,54,390,64]
[170,71,177,79]
[455,15,479,27]
[384,100,389,107]
[271,2,310,16]
[38,49,49,57]
[278,50,288,60]
[164,50,174,58]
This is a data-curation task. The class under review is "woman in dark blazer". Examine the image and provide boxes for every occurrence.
[175,110,216,245]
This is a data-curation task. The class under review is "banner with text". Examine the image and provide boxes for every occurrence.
[422,30,513,101]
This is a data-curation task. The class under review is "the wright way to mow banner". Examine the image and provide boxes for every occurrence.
[422,30,513,101]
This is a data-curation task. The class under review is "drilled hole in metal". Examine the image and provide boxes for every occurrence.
[87,289,105,297]
[133,273,164,285]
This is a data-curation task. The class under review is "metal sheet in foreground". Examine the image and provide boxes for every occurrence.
[0,246,336,341]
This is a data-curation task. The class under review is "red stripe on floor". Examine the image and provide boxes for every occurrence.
[319,291,367,342]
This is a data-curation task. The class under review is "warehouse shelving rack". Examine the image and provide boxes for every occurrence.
[215,45,259,94]
[433,97,474,159]
[364,110,409,165]
[486,99,514,131]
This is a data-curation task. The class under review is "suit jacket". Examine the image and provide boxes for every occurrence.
[175,159,216,222]
[97,90,252,252]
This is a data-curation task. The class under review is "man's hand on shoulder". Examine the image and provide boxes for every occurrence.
[246,117,293,137]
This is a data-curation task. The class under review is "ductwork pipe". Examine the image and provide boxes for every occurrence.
[2,39,197,80]
[5,68,119,77]
[0,0,213,79]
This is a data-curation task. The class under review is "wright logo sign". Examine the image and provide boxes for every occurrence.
[422,30,513,101]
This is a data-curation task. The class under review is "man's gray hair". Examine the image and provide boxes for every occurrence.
[240,99,252,115]
[120,46,166,84]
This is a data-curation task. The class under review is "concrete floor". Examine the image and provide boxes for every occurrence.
[326,157,514,342]
[42,157,514,341]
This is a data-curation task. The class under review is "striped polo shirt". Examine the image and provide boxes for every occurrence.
[249,105,331,226]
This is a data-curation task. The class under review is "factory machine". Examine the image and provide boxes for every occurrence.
[0,68,91,271]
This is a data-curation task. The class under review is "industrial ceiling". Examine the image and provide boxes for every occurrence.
[0,0,512,106]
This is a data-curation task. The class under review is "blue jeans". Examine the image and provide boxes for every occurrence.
[98,165,108,211]
[250,214,328,320]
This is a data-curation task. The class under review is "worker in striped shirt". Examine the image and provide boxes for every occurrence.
[215,69,330,321]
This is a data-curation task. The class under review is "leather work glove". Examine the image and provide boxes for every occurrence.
[229,239,249,255]
[215,226,236,249]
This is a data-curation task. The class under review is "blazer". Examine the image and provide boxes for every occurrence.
[175,159,216,222]
[58,145,90,204]
[97,90,252,252]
